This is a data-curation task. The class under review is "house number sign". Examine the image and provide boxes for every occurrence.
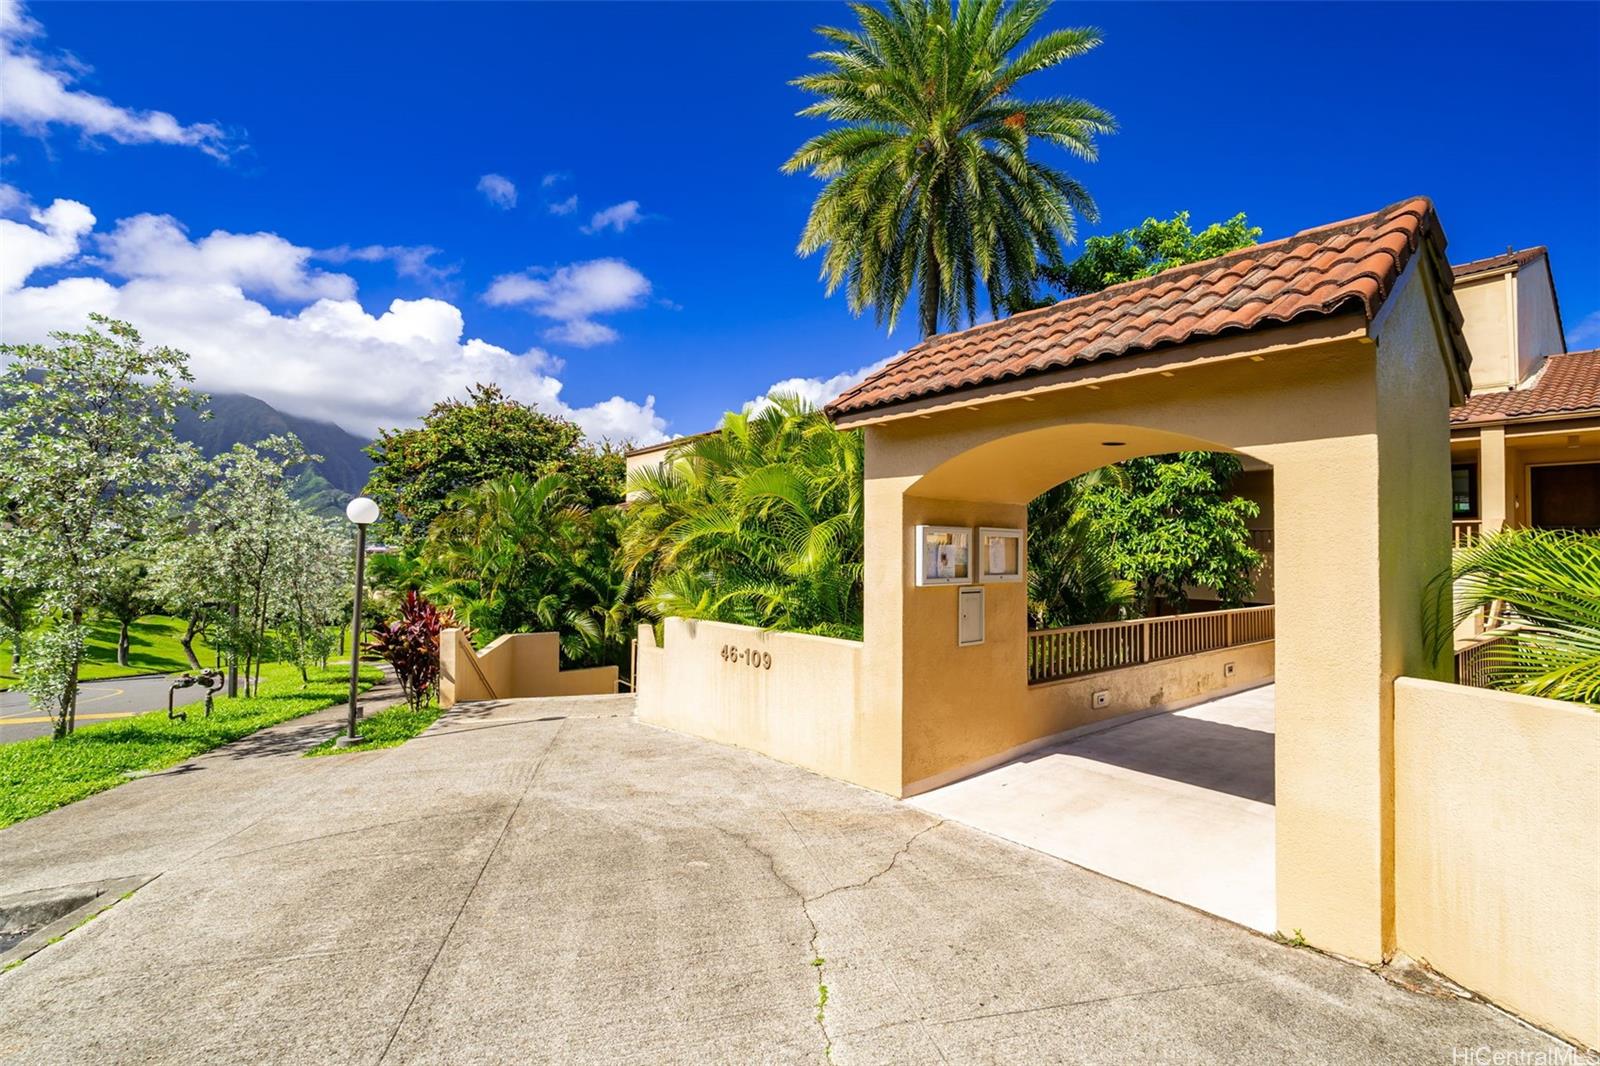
[721,644,772,670]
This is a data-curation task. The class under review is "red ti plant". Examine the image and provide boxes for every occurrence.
[365,591,460,712]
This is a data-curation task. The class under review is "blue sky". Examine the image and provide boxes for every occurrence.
[3,0,1597,442]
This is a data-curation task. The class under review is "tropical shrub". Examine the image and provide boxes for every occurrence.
[622,395,864,638]
[365,590,456,713]
[1449,529,1600,706]
[418,473,638,667]
[1026,471,1133,628]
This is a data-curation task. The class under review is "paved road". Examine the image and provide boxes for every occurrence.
[0,695,1573,1064]
[0,674,213,744]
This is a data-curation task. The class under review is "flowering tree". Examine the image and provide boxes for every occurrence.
[270,508,351,682]
[0,315,201,736]
[151,435,312,696]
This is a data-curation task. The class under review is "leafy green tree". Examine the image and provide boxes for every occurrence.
[365,384,624,545]
[784,0,1114,337]
[1026,470,1132,628]
[419,472,636,667]
[0,580,38,676]
[1032,210,1261,304]
[1079,452,1261,616]
[622,395,865,637]
[1449,529,1600,706]
[0,315,201,735]
[95,557,158,667]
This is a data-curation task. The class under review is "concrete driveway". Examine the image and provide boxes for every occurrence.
[911,684,1277,933]
[0,693,1566,1064]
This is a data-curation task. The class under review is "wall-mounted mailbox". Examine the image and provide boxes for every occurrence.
[957,586,985,646]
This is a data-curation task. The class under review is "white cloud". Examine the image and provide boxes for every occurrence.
[0,191,668,445]
[0,194,94,291]
[541,172,567,188]
[96,213,356,302]
[1568,309,1600,350]
[548,194,579,216]
[476,173,517,210]
[484,258,651,347]
[316,243,457,288]
[745,354,901,415]
[0,0,235,159]
[583,200,644,235]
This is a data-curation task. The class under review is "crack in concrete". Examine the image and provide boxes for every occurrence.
[707,814,948,1063]
[376,718,568,1065]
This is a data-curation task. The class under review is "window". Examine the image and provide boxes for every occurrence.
[1451,463,1478,519]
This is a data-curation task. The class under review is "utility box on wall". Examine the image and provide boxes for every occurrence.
[957,586,985,646]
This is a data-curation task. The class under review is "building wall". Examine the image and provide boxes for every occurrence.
[909,641,1274,795]
[633,618,897,793]
[1453,273,1517,391]
[438,629,618,707]
[1393,678,1599,1050]
[1515,264,1567,379]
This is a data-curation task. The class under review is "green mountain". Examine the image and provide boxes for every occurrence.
[174,394,374,517]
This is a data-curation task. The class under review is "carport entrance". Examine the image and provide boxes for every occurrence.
[910,685,1276,931]
[826,198,1472,962]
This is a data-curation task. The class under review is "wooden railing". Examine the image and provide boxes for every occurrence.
[1028,605,1275,686]
[1453,519,1482,548]
[1454,634,1505,689]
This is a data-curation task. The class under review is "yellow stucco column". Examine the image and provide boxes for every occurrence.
[1479,426,1507,533]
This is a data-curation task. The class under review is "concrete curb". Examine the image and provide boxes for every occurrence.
[0,875,154,971]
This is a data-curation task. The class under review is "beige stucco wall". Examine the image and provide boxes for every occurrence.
[1393,678,1599,1049]
[850,263,1457,961]
[1454,272,1518,392]
[908,641,1275,795]
[1516,265,1566,378]
[634,618,898,793]
[439,629,617,707]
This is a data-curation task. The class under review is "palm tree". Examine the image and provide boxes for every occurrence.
[1026,469,1132,628]
[421,472,615,664]
[1449,529,1600,706]
[622,395,865,637]
[784,0,1114,337]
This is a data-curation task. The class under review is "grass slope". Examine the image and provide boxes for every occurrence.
[0,615,220,691]
[0,662,380,829]
[306,699,443,757]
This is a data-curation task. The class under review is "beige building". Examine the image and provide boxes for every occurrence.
[1446,248,1599,540]
[619,199,1597,1045]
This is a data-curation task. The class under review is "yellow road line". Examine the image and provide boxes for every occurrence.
[0,712,139,726]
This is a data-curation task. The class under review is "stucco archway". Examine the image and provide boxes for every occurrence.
[828,199,1471,962]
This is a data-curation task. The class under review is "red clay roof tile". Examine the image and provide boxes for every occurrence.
[1451,246,1547,279]
[1451,350,1600,425]
[828,197,1467,420]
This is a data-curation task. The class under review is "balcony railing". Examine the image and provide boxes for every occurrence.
[1454,634,1505,689]
[1028,605,1275,686]
[1453,519,1482,548]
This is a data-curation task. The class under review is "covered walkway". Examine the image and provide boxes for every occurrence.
[909,685,1276,933]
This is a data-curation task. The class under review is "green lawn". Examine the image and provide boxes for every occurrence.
[0,614,221,691]
[306,699,443,757]
[0,662,381,829]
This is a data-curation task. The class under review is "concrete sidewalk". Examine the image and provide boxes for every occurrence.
[0,694,1570,1064]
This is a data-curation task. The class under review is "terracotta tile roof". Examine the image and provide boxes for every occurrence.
[1451,246,1547,279]
[1451,350,1600,425]
[827,197,1469,420]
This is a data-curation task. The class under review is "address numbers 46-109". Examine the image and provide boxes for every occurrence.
[721,645,771,670]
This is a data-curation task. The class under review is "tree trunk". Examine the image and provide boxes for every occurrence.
[919,188,943,339]
[180,614,203,671]
[116,619,131,667]
[227,602,239,697]
[63,606,83,737]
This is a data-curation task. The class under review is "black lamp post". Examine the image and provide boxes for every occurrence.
[338,495,380,747]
